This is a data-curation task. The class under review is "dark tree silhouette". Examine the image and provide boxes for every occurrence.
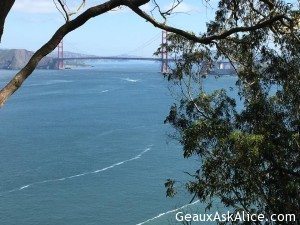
[0,0,15,42]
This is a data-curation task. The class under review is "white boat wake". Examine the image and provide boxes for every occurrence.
[0,146,152,197]
[122,78,140,83]
[25,80,73,87]
[136,200,200,225]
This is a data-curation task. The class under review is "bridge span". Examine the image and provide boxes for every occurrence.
[56,31,170,72]
[55,31,233,74]
[59,56,161,61]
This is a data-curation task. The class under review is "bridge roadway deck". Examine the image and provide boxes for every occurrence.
[58,57,163,61]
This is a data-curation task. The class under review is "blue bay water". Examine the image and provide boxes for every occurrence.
[0,61,237,225]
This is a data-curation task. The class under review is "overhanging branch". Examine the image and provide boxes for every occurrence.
[126,2,287,45]
[0,0,124,107]
[0,0,152,107]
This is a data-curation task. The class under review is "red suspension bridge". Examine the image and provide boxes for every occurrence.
[56,30,169,73]
[56,30,232,74]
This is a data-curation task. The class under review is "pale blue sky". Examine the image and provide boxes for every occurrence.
[1,0,217,57]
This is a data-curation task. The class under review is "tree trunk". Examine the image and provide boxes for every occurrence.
[0,0,15,42]
[0,0,122,107]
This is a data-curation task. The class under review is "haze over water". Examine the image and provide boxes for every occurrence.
[0,61,237,225]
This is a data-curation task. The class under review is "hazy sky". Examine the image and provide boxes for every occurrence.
[1,0,217,57]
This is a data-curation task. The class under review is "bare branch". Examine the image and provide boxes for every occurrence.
[126,2,288,45]
[152,0,183,22]
[53,0,69,22]
[76,0,86,12]
[57,0,70,21]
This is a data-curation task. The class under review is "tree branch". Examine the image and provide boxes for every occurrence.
[53,0,70,22]
[126,2,287,44]
[0,0,125,107]
[152,0,183,22]
[0,0,151,107]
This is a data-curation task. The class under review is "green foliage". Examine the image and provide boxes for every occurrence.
[163,1,300,224]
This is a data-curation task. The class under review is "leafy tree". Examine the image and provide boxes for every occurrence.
[162,1,300,224]
[0,1,299,223]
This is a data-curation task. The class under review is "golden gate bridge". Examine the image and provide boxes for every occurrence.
[56,30,170,73]
[56,30,233,74]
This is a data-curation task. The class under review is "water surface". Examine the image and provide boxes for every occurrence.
[0,61,237,225]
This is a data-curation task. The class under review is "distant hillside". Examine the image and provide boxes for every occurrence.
[0,49,97,70]
[0,49,55,70]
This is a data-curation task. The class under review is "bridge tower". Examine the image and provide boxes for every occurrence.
[57,40,64,70]
[161,30,169,73]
